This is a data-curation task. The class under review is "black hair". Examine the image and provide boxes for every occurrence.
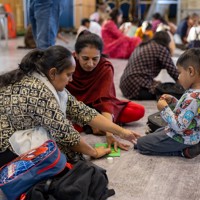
[81,18,90,26]
[75,30,103,54]
[0,45,73,87]
[145,22,152,30]
[152,13,162,20]
[191,13,199,19]
[176,48,200,72]
[109,8,123,25]
[152,31,170,48]
[139,31,171,51]
[131,17,139,25]
[152,12,167,24]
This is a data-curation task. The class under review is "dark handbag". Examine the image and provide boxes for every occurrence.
[24,160,115,200]
[155,82,184,100]
[146,112,167,134]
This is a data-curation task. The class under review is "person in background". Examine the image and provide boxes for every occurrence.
[97,1,111,25]
[151,12,177,35]
[156,23,176,56]
[120,18,139,37]
[126,18,140,37]
[29,0,67,49]
[57,29,69,44]
[18,25,69,49]
[76,18,102,39]
[135,21,153,42]
[151,13,168,33]
[76,18,90,39]
[174,13,199,45]
[89,1,111,25]
[101,8,141,59]
[21,24,69,49]
[24,24,36,48]
[89,17,102,38]
[0,45,141,167]
[136,48,200,159]
[66,31,145,150]
[187,19,200,47]
[120,31,178,100]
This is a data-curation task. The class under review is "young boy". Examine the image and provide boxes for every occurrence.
[136,48,200,158]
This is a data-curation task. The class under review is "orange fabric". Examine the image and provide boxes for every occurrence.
[3,3,16,38]
[135,27,143,39]
[135,27,153,40]
[145,30,154,39]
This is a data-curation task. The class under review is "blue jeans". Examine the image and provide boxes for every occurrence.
[29,0,67,49]
[136,128,192,156]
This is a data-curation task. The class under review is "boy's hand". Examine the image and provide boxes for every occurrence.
[160,94,173,104]
[157,98,168,111]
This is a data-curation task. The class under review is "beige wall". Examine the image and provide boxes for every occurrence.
[0,0,24,32]
[180,0,200,19]
[74,0,96,29]
[181,0,200,9]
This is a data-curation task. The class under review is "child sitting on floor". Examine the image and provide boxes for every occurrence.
[136,48,200,159]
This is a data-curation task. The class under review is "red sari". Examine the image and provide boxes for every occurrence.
[66,57,129,123]
[101,20,142,59]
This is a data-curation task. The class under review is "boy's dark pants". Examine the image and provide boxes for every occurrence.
[136,128,192,156]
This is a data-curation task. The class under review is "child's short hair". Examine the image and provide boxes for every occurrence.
[176,48,200,72]
[81,18,90,26]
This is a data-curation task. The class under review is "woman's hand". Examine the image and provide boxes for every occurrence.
[88,114,141,144]
[106,133,130,151]
[157,98,168,111]
[119,129,141,144]
[92,146,111,159]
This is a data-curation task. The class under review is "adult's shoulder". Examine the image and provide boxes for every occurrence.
[152,41,168,51]
[18,75,39,87]
[99,57,114,69]
[22,75,55,96]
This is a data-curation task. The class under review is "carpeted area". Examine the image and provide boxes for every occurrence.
[0,36,200,200]
[83,53,200,200]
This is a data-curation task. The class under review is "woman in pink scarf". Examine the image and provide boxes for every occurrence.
[101,8,141,59]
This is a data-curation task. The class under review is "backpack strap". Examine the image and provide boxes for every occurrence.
[100,188,115,200]
[44,179,52,193]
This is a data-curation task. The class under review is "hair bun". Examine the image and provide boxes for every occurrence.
[37,51,44,59]
[18,63,30,73]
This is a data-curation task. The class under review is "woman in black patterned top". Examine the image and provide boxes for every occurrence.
[120,31,179,100]
[0,45,140,167]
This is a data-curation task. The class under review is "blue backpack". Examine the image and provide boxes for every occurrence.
[0,140,66,200]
